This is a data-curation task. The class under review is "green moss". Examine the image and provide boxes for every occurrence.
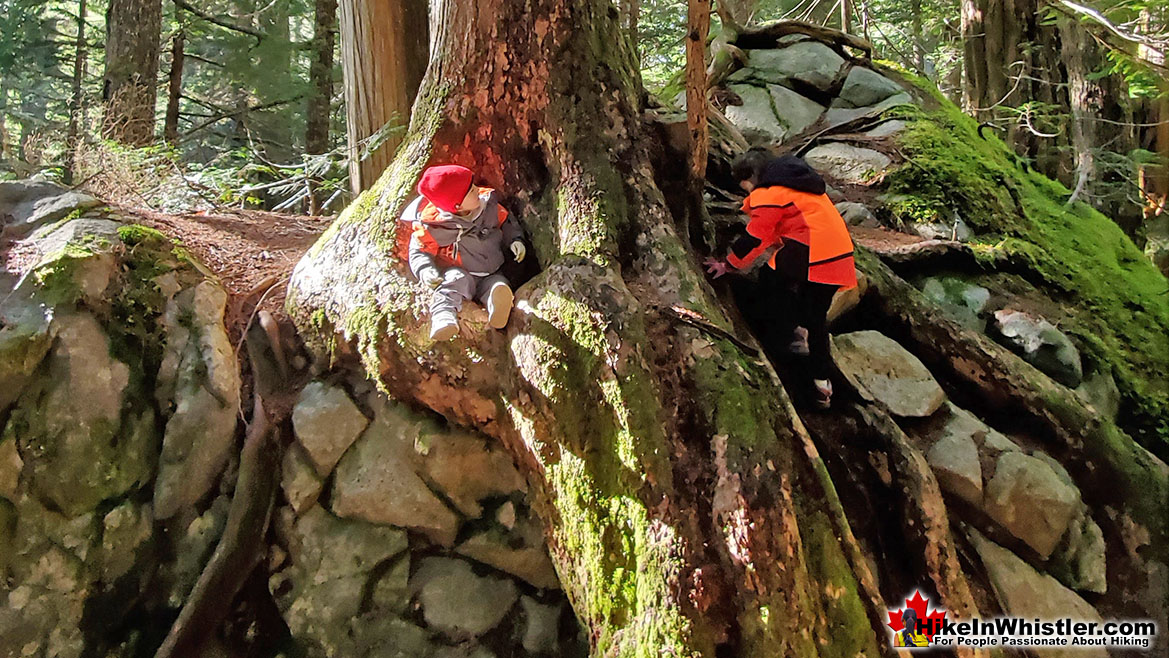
[885,101,1169,450]
[505,268,701,656]
[798,507,884,658]
[32,242,102,305]
[114,224,163,245]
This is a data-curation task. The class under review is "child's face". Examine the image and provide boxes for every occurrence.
[456,187,481,213]
[739,179,756,193]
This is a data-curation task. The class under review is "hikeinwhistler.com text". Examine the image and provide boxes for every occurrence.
[927,617,1158,649]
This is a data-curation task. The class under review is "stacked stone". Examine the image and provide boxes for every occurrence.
[271,380,582,657]
[832,330,1108,622]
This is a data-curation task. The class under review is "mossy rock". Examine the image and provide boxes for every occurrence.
[879,78,1169,454]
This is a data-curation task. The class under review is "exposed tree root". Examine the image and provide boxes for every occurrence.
[855,250,1169,559]
[154,322,287,658]
[850,404,985,658]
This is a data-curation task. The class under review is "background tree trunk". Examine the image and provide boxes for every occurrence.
[289,1,888,655]
[64,0,88,184]
[307,0,338,214]
[164,21,185,146]
[338,0,428,196]
[687,0,711,181]
[306,0,338,157]
[103,0,163,145]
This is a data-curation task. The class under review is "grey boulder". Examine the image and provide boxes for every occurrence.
[992,309,1083,387]
[832,330,947,417]
[804,143,892,185]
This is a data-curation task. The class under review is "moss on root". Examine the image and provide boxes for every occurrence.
[797,506,884,658]
[883,101,1169,451]
[509,263,697,656]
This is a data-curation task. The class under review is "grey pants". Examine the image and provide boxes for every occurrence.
[431,267,508,316]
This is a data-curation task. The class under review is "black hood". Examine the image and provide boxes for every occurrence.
[757,155,826,195]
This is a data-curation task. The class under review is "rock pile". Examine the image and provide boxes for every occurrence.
[271,383,579,657]
[832,330,1108,597]
[0,182,583,658]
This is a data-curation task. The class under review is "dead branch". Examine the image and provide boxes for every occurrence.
[173,0,264,43]
[663,304,760,356]
[737,19,873,56]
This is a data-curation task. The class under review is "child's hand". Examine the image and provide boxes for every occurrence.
[419,267,443,289]
[510,241,527,262]
[703,257,730,279]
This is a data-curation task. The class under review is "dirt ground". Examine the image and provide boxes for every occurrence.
[131,206,332,338]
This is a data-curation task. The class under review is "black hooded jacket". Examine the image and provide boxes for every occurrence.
[756,155,827,195]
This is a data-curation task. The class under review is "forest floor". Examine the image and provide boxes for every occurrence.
[132,207,332,341]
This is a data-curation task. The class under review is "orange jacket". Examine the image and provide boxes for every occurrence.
[727,185,857,288]
[397,186,521,275]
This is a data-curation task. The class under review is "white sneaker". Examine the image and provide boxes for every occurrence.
[813,379,833,410]
[486,282,514,329]
[430,311,459,341]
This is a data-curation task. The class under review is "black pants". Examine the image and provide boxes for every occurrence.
[732,269,839,380]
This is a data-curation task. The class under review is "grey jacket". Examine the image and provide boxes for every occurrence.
[404,190,524,278]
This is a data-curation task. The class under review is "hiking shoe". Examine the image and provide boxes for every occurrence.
[788,327,810,356]
[812,379,833,410]
[430,311,459,341]
[487,281,514,329]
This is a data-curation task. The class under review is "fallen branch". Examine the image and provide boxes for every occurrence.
[663,304,759,357]
[736,19,873,56]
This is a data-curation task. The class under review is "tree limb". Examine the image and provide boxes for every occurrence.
[1040,0,1169,74]
[173,0,264,43]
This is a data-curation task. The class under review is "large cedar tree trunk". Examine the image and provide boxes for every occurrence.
[338,0,428,195]
[103,0,162,145]
[289,1,890,655]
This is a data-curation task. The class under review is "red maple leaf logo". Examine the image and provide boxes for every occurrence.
[887,590,948,640]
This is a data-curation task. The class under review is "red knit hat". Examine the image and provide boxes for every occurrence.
[417,165,474,213]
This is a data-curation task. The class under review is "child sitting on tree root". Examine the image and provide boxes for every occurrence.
[401,165,528,341]
[704,151,857,409]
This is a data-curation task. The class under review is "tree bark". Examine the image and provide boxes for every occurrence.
[307,0,339,214]
[0,80,9,161]
[65,0,88,184]
[288,1,887,655]
[164,20,185,146]
[338,0,428,196]
[687,0,711,181]
[103,0,162,145]
[307,0,338,157]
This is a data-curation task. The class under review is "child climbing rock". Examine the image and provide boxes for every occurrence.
[402,164,527,341]
[705,150,856,409]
